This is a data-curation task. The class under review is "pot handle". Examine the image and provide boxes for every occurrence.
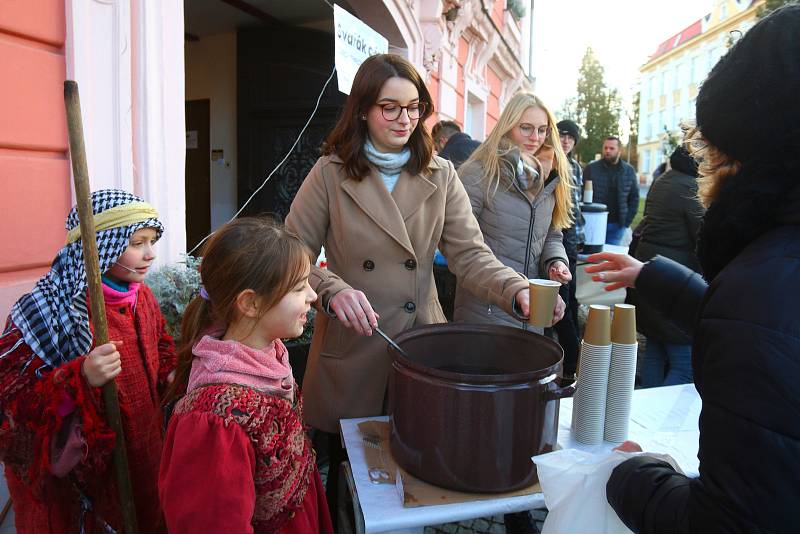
[543,378,577,402]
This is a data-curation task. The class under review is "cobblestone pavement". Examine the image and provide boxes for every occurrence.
[424,509,547,533]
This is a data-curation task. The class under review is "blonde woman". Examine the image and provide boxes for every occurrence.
[454,92,573,333]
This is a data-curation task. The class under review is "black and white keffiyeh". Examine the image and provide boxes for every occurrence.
[3,189,164,370]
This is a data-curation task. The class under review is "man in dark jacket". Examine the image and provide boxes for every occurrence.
[587,6,800,531]
[432,120,480,169]
[583,137,639,244]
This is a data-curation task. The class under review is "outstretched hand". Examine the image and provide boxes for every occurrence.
[583,252,644,291]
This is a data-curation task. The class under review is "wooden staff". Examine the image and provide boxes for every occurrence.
[64,80,139,534]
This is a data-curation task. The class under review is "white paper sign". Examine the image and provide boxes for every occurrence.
[186,130,198,150]
[334,4,389,94]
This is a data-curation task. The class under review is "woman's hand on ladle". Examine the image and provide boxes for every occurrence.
[329,288,380,336]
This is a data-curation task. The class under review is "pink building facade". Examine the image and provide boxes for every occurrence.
[0,0,531,319]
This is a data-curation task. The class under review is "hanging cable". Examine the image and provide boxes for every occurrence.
[188,63,337,255]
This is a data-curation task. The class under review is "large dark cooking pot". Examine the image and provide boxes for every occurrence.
[387,323,575,493]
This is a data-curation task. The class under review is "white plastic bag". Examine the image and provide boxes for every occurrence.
[533,448,634,534]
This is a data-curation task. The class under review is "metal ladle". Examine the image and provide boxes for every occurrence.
[374,326,412,359]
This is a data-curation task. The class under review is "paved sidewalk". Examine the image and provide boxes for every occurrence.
[425,509,547,533]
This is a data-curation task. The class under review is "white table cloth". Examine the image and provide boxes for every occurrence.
[339,383,701,533]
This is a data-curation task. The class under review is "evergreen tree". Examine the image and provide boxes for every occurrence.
[627,91,640,169]
[573,48,622,164]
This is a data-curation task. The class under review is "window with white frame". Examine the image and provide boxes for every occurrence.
[642,150,651,175]
[707,47,717,73]
[690,55,698,83]
[465,92,486,142]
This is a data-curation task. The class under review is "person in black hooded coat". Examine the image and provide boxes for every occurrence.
[627,145,705,388]
[585,5,800,532]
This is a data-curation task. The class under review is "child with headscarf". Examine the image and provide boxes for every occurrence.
[0,189,176,533]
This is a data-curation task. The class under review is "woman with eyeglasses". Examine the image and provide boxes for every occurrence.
[285,54,541,518]
[453,93,573,334]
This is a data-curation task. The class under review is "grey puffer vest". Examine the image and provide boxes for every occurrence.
[453,151,568,332]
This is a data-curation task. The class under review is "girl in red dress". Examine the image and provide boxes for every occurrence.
[0,189,176,533]
[159,217,333,534]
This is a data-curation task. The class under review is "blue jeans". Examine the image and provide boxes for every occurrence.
[640,339,693,388]
[606,222,626,245]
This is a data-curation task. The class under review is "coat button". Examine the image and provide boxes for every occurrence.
[404,301,416,313]
[404,259,417,270]
[363,260,375,271]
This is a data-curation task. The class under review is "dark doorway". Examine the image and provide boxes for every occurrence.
[185,99,211,251]
[237,26,346,221]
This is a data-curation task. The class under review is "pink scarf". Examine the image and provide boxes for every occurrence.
[102,281,140,311]
[188,335,295,402]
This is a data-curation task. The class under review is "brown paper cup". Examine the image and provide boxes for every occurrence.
[529,279,561,328]
[584,304,611,345]
[612,303,637,344]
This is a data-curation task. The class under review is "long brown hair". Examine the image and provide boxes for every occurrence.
[164,217,312,403]
[323,54,435,180]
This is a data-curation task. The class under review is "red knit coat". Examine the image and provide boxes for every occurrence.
[159,383,333,534]
[0,284,176,533]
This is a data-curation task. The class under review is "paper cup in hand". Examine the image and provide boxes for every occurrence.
[529,279,561,328]
[583,304,611,345]
[611,304,637,344]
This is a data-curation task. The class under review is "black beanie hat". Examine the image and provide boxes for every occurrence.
[556,120,580,145]
[669,145,699,177]
[696,5,800,163]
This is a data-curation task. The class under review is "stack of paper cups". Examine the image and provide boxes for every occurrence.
[604,304,638,443]
[573,305,612,444]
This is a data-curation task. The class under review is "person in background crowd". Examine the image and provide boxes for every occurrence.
[431,119,481,169]
[583,137,639,244]
[552,119,584,378]
[588,6,800,531]
[652,161,668,182]
[627,145,704,388]
[284,53,538,526]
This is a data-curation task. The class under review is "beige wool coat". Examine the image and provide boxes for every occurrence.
[285,154,529,432]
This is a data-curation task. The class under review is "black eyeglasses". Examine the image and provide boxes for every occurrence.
[376,102,427,121]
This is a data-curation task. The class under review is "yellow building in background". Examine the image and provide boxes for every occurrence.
[636,0,764,182]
